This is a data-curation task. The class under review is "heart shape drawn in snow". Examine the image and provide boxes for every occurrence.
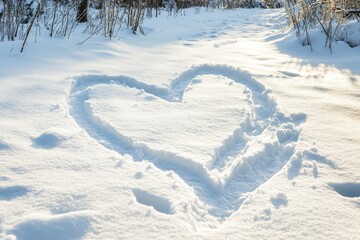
[68,64,305,221]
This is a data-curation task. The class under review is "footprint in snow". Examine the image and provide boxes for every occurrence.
[329,182,360,198]
[132,188,175,215]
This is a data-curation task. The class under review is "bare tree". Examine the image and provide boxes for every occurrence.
[77,0,88,22]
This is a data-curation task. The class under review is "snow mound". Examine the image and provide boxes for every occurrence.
[337,21,360,48]
[270,192,288,208]
[31,129,69,149]
[7,211,95,240]
[286,150,303,180]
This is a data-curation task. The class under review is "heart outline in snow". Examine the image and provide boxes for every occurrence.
[68,64,305,220]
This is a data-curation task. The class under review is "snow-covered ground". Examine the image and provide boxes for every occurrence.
[0,8,359,240]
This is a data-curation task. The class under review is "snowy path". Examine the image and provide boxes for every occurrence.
[0,8,359,240]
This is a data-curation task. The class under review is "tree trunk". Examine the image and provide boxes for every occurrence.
[77,0,88,23]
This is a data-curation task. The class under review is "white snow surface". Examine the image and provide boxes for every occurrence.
[0,8,360,240]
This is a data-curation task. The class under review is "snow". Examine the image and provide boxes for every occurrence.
[329,183,360,198]
[337,21,360,48]
[0,7,360,240]
[31,129,69,149]
[7,211,95,240]
[269,192,288,209]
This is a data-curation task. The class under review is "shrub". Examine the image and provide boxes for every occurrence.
[285,0,360,51]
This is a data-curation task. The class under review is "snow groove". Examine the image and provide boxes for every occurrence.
[68,64,305,222]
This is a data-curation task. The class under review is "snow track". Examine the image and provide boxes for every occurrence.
[68,64,305,222]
